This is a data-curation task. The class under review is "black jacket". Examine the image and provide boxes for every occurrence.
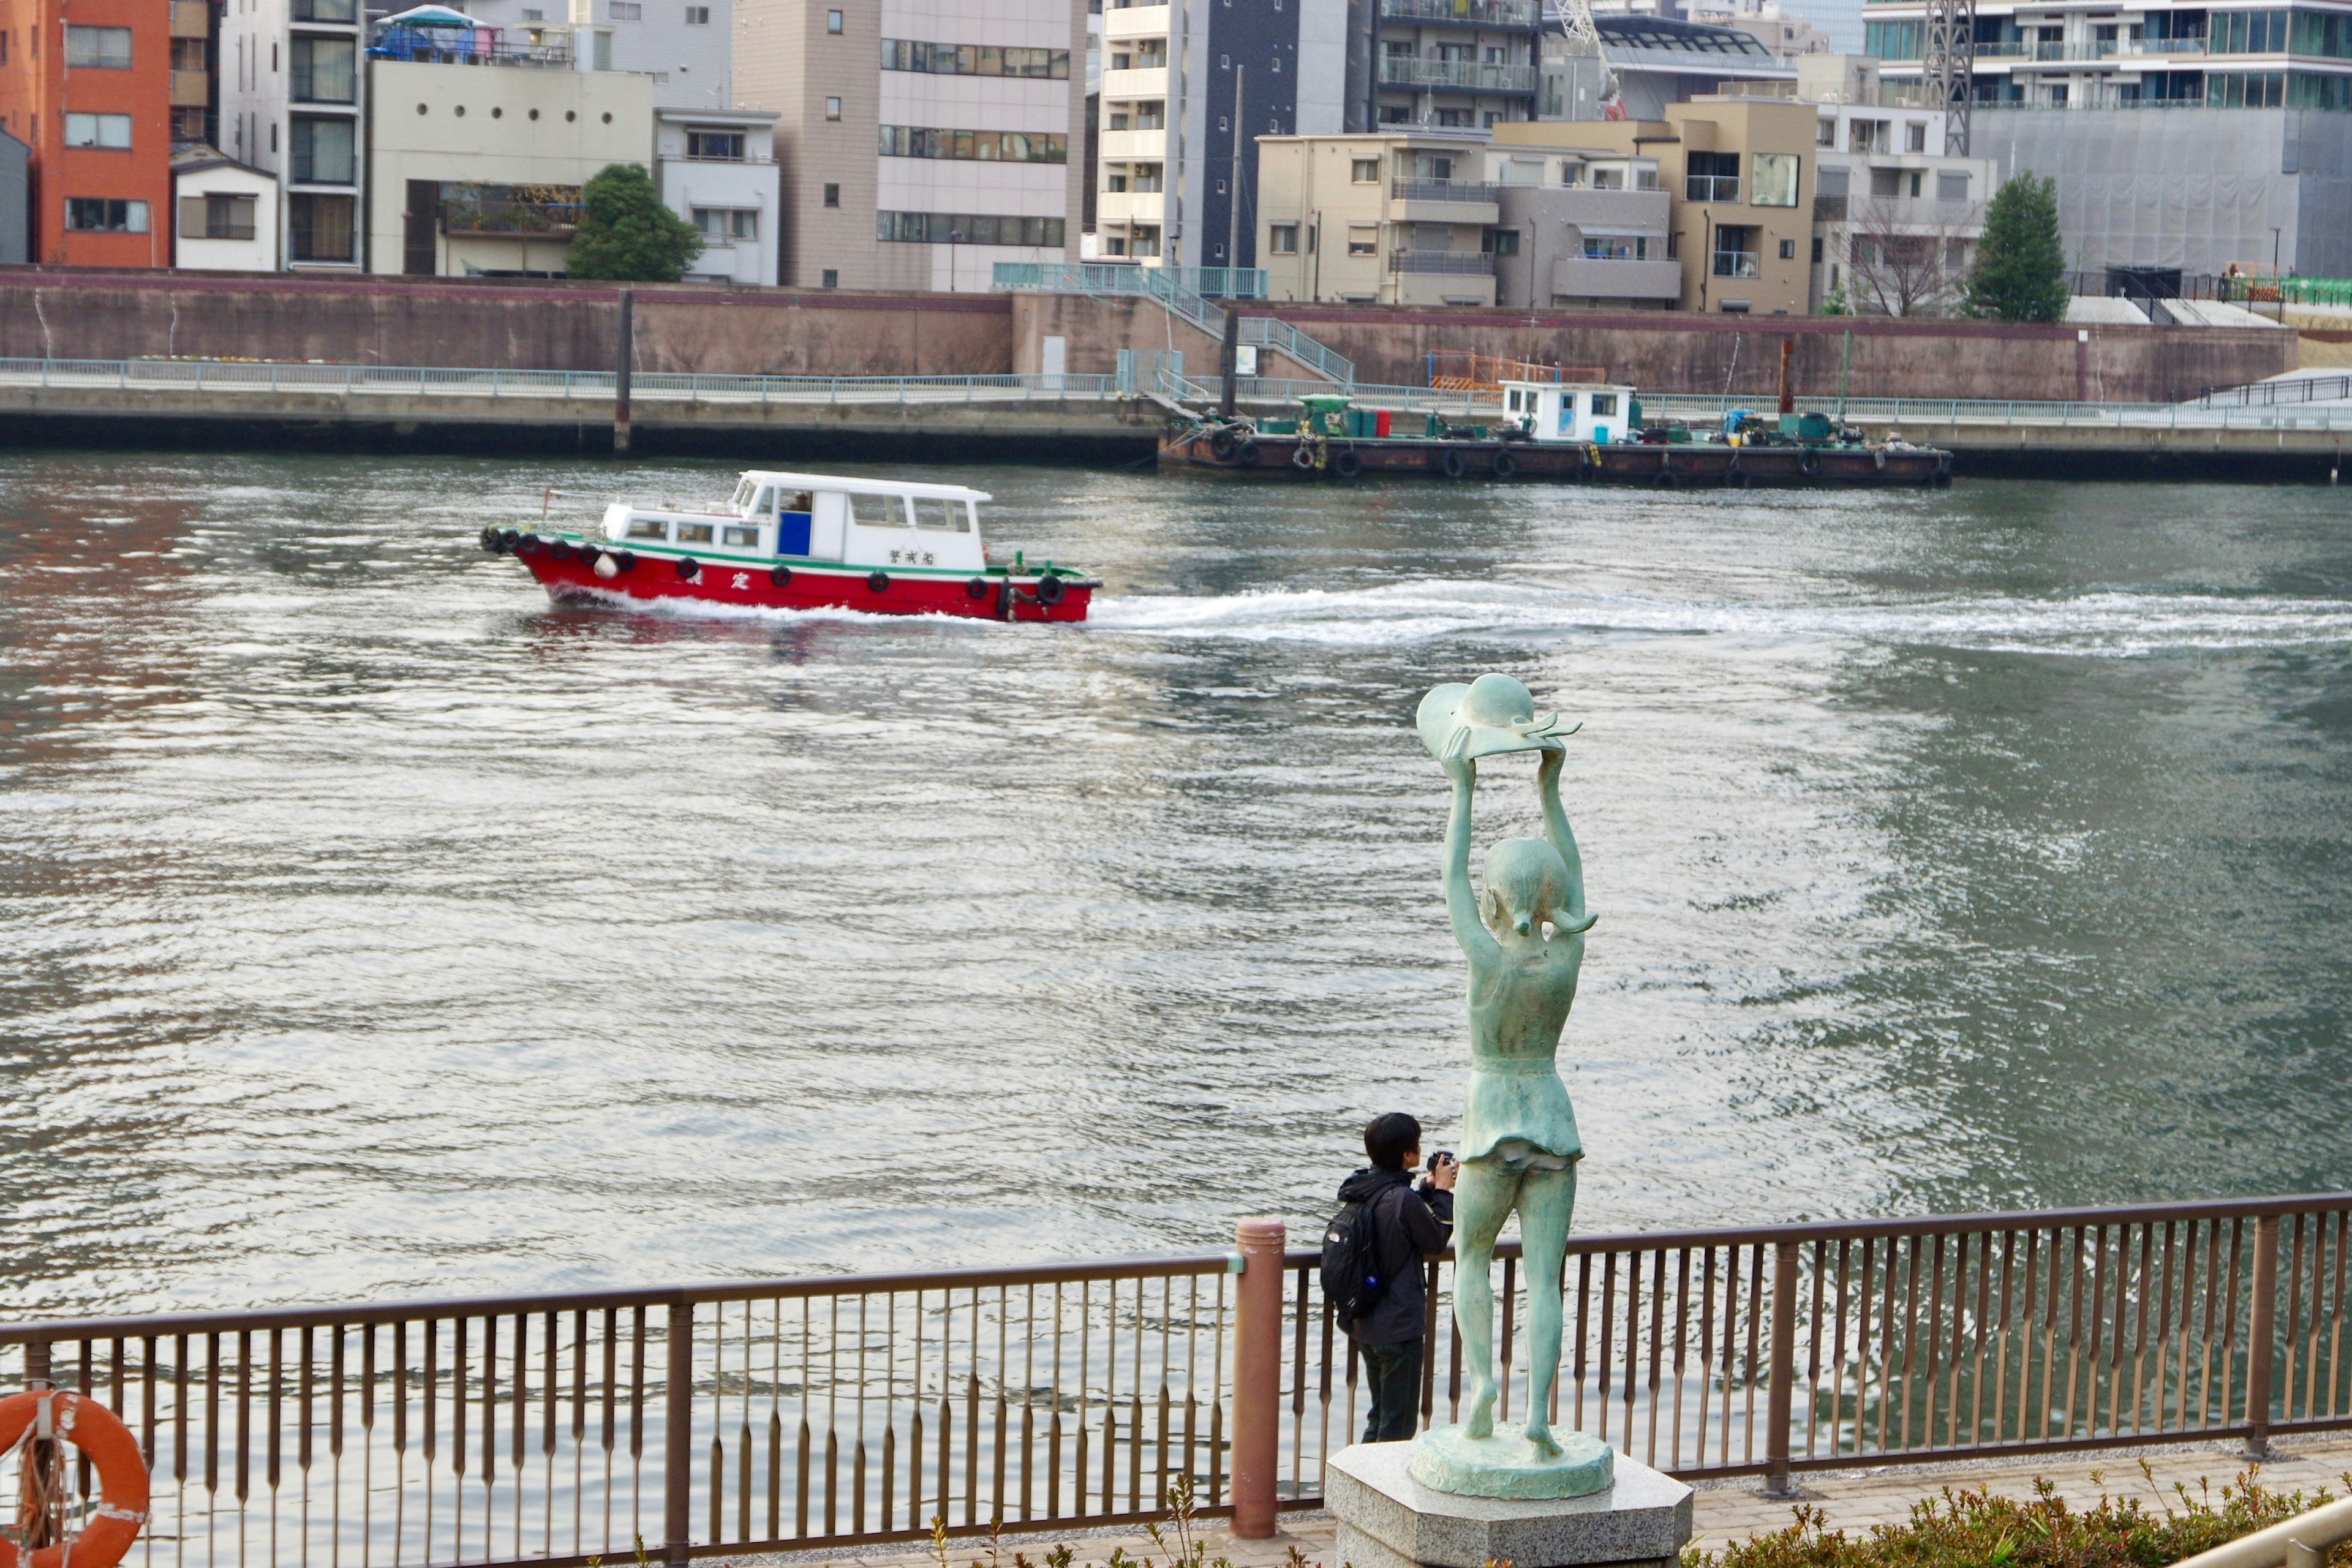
[1336,1165,1455,1346]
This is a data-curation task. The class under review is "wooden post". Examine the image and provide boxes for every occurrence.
[614,289,635,454]
[1764,1242,1800,1496]
[1219,308,1242,419]
[1777,337,1795,415]
[664,1302,693,1565]
[2244,1215,2280,1458]
[1231,1218,1287,1540]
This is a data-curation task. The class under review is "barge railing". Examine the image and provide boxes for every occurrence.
[4,1194,2350,1568]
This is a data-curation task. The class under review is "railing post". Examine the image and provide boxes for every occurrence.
[2244,1215,2280,1458]
[664,1300,694,1566]
[1231,1217,1286,1540]
[1764,1240,1800,1496]
[20,1339,62,1549]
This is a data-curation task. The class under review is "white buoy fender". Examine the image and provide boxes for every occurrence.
[594,554,619,579]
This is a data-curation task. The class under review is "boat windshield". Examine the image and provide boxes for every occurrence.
[729,477,757,513]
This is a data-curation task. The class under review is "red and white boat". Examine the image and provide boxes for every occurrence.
[480,469,1098,622]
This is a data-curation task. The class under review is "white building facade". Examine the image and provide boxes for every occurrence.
[655,105,780,282]
[218,0,367,268]
[173,147,283,270]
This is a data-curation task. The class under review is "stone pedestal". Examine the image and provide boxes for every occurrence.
[1326,1441,1694,1568]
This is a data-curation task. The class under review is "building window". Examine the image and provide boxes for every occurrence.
[1483,228,1520,255]
[824,96,842,118]
[64,24,132,67]
[1346,224,1376,255]
[63,113,133,148]
[292,0,358,18]
[1350,157,1379,183]
[1749,151,1799,207]
[687,129,745,159]
[827,9,843,30]
[1686,151,1739,203]
[879,39,1071,78]
[693,208,758,238]
[66,197,149,232]
[290,191,356,260]
[876,126,1069,162]
[523,6,544,15]
[290,35,356,102]
[876,211,1068,245]
[1268,223,1298,254]
[179,192,258,240]
[1817,117,1835,146]
[1905,120,1927,151]
[1811,235,1823,263]
[684,4,709,18]
[822,268,839,287]
[1130,162,1160,191]
[1779,237,1796,259]
[292,116,356,182]
[823,183,839,205]
[1712,223,1759,278]
[609,1,641,17]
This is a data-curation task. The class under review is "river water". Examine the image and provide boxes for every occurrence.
[6,452,2351,1319]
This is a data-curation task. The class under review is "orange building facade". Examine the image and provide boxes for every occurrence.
[0,0,174,265]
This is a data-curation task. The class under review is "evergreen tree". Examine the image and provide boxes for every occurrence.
[1964,173,2068,322]
[566,164,703,282]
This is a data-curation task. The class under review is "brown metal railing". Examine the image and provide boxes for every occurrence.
[4,1195,2350,1568]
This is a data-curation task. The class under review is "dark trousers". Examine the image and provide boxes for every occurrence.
[1358,1337,1424,1444]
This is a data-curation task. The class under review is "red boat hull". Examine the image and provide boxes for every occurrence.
[513,549,1093,623]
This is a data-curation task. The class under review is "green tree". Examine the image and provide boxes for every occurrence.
[565,164,703,282]
[1964,172,2068,322]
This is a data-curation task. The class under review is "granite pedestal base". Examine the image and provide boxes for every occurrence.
[1326,1441,1692,1568]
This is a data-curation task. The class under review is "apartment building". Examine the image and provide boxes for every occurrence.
[654,104,780,282]
[736,0,1087,291]
[1093,0,1346,270]
[0,0,174,264]
[172,0,215,145]
[1865,0,2352,274]
[1507,94,1816,310]
[219,0,368,267]
[1541,13,1792,119]
[365,37,655,276]
[1371,0,1544,129]
[1254,125,1673,306]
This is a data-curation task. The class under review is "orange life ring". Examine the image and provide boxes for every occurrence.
[0,1390,149,1568]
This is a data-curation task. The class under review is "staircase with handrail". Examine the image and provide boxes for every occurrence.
[994,262,1356,387]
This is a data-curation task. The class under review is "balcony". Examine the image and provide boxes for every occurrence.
[1377,58,1539,92]
[172,69,211,105]
[1390,178,1501,204]
[1389,249,1496,274]
[1099,129,1167,160]
[1685,173,1741,202]
[1101,3,1170,39]
[1711,249,1761,279]
[1378,0,1541,28]
[1095,190,1166,225]
[1101,66,1169,98]
[1550,255,1683,301]
[368,33,576,68]
[171,0,210,35]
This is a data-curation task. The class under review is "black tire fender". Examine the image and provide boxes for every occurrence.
[1033,573,1068,606]
[1235,440,1261,467]
[614,551,637,573]
[1208,429,1240,461]
[771,564,794,587]
[1800,447,1823,478]
[868,570,891,592]
[1653,469,1677,489]
[479,526,500,552]
[676,556,700,580]
[1441,448,1468,480]
[1332,448,1363,479]
[1725,466,1750,489]
[965,577,990,599]
[1491,450,1518,481]
[1291,443,1317,471]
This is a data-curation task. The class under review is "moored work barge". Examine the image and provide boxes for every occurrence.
[1163,382,1953,488]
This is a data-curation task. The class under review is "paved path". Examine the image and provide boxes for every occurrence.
[723,1434,2352,1568]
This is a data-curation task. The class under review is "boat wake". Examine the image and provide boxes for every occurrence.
[1088,581,2352,657]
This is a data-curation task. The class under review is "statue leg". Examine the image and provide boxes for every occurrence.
[1514,1163,1579,1456]
[1450,1159,1520,1440]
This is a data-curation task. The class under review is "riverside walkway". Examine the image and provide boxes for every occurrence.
[3,357,2352,475]
[723,1433,2352,1568]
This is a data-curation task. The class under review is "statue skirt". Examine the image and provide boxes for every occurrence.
[1460,1055,1583,1172]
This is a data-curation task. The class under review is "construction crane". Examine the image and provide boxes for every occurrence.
[1543,0,1627,118]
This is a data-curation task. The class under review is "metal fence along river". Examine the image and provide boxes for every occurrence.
[4,1194,2348,1568]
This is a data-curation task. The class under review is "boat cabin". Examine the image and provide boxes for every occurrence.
[601,471,992,574]
[1500,382,1641,446]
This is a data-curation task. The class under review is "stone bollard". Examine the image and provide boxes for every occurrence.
[1231,1216,1287,1539]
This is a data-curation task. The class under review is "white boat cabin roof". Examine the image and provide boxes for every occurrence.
[736,470,993,505]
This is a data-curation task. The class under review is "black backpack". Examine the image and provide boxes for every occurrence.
[1321,1189,1390,1329]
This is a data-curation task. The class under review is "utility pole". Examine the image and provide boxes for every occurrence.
[1227,65,1245,290]
[1923,0,1976,155]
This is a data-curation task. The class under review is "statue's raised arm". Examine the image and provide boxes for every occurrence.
[1536,747,1596,937]
[1440,753,1499,966]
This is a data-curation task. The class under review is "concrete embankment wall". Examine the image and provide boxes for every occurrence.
[0,268,1012,375]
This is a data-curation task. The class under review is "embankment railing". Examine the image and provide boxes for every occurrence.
[4,1196,2349,1568]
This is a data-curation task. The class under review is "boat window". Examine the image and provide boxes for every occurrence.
[849,491,908,528]
[752,487,779,516]
[730,477,756,511]
[913,497,965,531]
[963,502,981,532]
[627,518,669,540]
[780,490,813,513]
[1590,393,1619,417]
[1507,390,1523,412]
[722,525,760,547]
[677,522,716,544]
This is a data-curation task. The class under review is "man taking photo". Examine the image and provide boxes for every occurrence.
[1329,1111,1457,1443]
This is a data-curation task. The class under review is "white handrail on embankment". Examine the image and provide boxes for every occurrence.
[2172,1498,2352,1568]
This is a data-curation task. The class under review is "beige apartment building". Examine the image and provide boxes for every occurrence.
[736,0,1088,291]
[365,56,653,276]
[1499,95,1815,314]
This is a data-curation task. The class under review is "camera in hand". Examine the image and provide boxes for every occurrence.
[1426,1150,1455,1171]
